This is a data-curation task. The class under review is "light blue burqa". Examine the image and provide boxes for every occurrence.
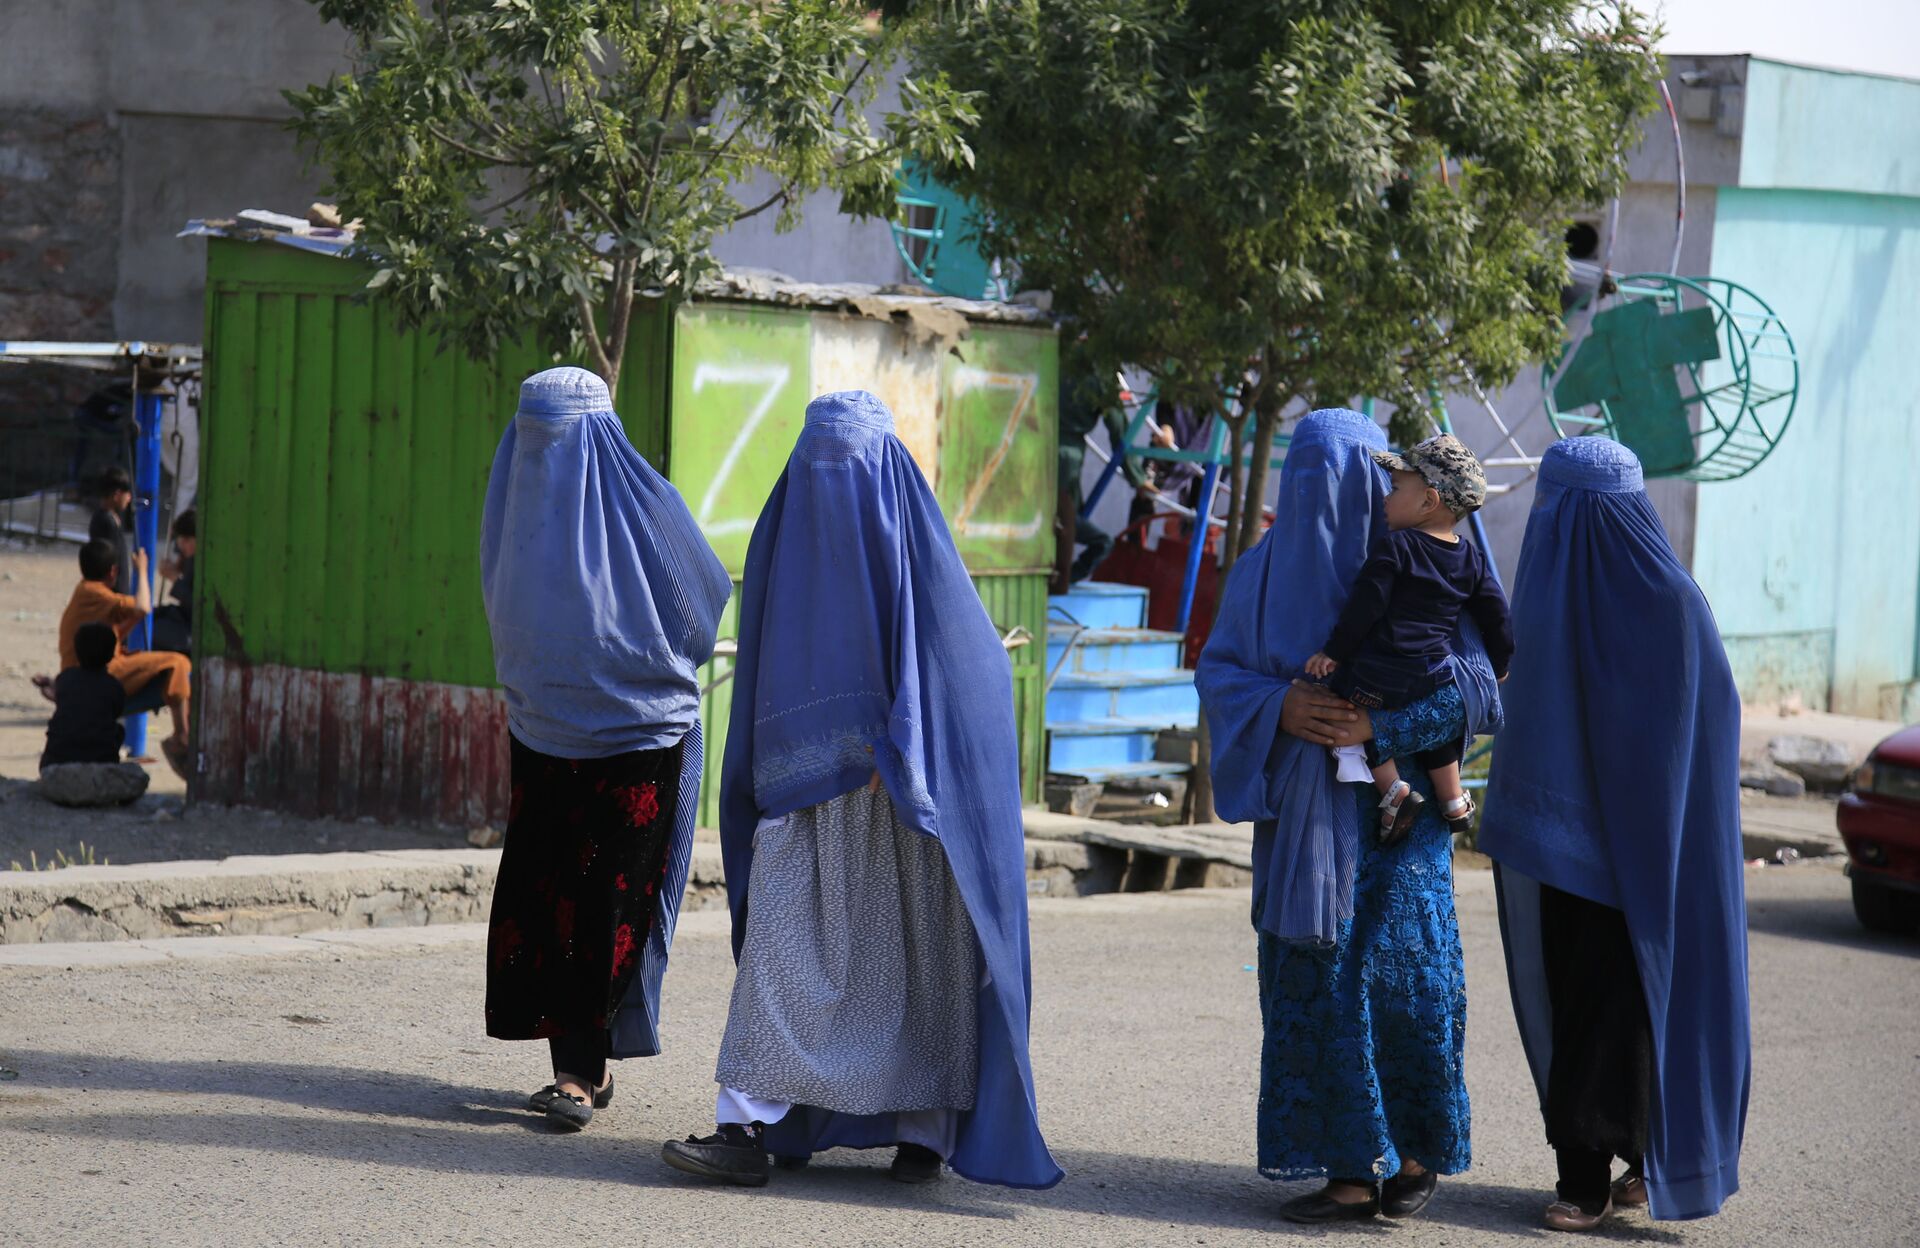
[480,365,731,1056]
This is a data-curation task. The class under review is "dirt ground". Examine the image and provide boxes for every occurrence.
[0,539,467,869]
[0,540,127,788]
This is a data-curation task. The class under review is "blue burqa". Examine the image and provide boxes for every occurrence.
[1479,437,1749,1220]
[719,390,1061,1190]
[1195,408,1503,944]
[481,365,731,1055]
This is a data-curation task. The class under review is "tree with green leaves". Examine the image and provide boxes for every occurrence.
[921,0,1661,568]
[288,0,975,391]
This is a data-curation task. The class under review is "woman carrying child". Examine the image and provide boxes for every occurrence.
[1304,434,1513,839]
[1195,408,1503,1224]
[1479,437,1749,1231]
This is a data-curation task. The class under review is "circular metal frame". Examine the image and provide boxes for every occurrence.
[1543,273,1798,481]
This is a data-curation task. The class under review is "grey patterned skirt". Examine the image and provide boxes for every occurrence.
[716,784,980,1115]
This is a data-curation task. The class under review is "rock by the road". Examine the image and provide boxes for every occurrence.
[1767,734,1855,788]
[34,763,149,808]
[1741,759,1808,798]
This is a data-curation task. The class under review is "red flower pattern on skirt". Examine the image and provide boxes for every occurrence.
[610,923,637,978]
[613,783,660,827]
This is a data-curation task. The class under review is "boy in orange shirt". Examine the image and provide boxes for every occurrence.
[59,539,191,778]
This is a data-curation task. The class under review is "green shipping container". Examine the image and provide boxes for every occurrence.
[191,237,1056,828]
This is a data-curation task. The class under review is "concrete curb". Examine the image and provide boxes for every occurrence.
[0,822,1238,944]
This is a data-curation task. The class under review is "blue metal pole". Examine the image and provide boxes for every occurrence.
[1173,460,1220,635]
[125,384,164,758]
[1080,396,1155,521]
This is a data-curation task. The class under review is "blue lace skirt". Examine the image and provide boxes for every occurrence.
[1255,684,1471,1181]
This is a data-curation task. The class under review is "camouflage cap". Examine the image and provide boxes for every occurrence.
[1372,434,1487,515]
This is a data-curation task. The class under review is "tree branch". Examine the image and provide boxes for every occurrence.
[574,289,615,384]
[602,256,638,394]
[731,185,792,224]
[425,123,530,168]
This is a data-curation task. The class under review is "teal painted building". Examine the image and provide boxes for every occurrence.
[1680,59,1920,719]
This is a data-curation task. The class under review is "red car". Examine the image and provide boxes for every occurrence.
[1837,723,1920,934]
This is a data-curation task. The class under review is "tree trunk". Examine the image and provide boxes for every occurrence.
[1235,389,1286,560]
[1188,403,1251,828]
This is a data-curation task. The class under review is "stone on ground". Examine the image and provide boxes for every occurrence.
[35,762,150,808]
[1740,759,1808,798]
[1766,734,1856,788]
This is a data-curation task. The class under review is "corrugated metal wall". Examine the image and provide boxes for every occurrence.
[198,239,672,686]
[194,239,672,824]
[194,239,1053,827]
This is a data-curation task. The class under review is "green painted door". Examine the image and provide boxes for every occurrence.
[666,305,811,573]
[937,327,1058,572]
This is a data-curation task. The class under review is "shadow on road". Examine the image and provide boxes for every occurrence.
[0,1048,1689,1239]
[1745,892,1920,957]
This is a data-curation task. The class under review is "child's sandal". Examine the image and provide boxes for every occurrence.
[1377,782,1425,847]
[1441,795,1476,836]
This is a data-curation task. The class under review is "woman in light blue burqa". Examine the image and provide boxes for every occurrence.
[662,390,1060,1191]
[1195,408,1502,1224]
[1480,438,1748,1231]
[480,367,730,1132]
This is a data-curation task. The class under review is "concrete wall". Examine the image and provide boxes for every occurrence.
[0,3,907,347]
[0,0,345,344]
[1685,60,1920,718]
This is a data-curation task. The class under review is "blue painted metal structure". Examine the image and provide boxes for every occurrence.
[1079,391,1286,634]
[0,342,193,758]
[1044,582,1198,786]
[123,387,166,756]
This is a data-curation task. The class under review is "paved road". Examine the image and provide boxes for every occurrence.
[1,864,1914,1247]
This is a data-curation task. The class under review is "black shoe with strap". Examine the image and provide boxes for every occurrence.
[1381,1168,1438,1218]
[662,1124,772,1187]
[1281,1180,1381,1224]
[1377,783,1426,848]
[889,1143,943,1184]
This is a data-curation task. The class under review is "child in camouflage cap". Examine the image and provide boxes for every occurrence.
[1304,434,1514,845]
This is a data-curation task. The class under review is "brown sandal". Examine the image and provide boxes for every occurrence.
[160,735,191,781]
[1611,1174,1648,1208]
[1544,1199,1611,1231]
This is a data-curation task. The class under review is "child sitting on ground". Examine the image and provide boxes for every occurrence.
[41,621,127,770]
[1304,434,1513,843]
[59,538,194,779]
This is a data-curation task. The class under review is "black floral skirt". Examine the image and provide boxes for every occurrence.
[485,734,683,1043]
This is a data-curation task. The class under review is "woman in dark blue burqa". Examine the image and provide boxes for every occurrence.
[1195,408,1502,1224]
[1480,437,1748,1231]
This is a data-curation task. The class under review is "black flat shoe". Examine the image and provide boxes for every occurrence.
[1281,1182,1381,1224]
[773,1154,811,1171]
[662,1126,771,1187]
[890,1143,943,1184]
[545,1090,595,1131]
[527,1074,614,1114]
[1381,1169,1438,1218]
